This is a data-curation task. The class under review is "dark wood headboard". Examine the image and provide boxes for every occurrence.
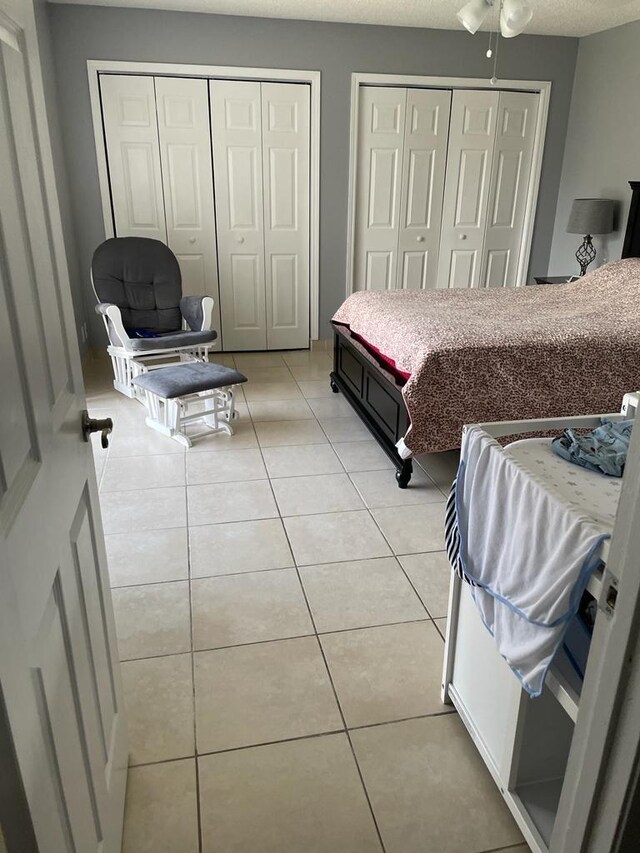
[622,181,640,258]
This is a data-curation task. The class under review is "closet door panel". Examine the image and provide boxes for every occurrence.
[99,74,166,241]
[481,92,538,287]
[155,76,221,348]
[210,79,266,350]
[262,82,310,349]
[437,90,499,288]
[397,88,451,290]
[354,86,407,291]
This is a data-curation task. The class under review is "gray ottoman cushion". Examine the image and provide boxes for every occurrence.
[126,329,218,352]
[132,362,247,398]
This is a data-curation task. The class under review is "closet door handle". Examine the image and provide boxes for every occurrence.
[189,237,196,244]
[416,235,425,243]
[236,236,245,244]
[458,233,467,241]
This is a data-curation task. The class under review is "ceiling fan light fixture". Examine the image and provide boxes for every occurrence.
[500,0,533,38]
[456,0,492,35]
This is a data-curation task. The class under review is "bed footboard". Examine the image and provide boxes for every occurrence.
[330,324,413,487]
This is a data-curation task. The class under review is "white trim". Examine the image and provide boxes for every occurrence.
[345,72,552,297]
[87,58,321,341]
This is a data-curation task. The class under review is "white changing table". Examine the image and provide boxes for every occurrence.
[441,393,639,853]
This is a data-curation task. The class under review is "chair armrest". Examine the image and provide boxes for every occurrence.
[180,296,214,332]
[95,302,129,348]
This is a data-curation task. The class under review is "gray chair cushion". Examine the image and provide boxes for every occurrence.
[92,237,183,333]
[132,362,247,398]
[126,329,218,352]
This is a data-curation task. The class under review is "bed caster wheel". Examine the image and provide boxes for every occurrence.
[330,379,339,394]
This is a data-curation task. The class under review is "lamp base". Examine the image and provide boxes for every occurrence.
[576,234,596,277]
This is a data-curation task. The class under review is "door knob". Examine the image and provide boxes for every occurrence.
[416,235,425,243]
[189,237,196,244]
[237,236,245,244]
[458,234,467,240]
[82,410,113,449]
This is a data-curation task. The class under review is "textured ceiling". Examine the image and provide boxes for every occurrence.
[47,0,640,37]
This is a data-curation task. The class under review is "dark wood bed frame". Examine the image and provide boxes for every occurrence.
[330,180,640,488]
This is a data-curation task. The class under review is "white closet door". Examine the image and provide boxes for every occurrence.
[437,90,499,289]
[155,76,222,349]
[354,86,407,291]
[210,79,266,350]
[99,74,166,241]
[397,88,452,290]
[262,82,310,349]
[481,91,539,287]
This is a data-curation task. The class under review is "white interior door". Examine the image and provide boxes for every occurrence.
[481,91,539,287]
[0,5,127,851]
[437,89,499,289]
[353,86,407,291]
[155,76,222,349]
[99,74,166,241]
[262,82,310,349]
[210,79,267,351]
[397,88,451,290]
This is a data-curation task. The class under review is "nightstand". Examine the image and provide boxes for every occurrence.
[530,275,575,285]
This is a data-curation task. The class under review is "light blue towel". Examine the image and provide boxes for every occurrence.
[552,419,633,477]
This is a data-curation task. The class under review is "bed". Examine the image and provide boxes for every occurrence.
[330,180,640,487]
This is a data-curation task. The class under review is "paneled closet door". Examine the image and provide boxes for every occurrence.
[397,88,452,290]
[481,91,539,287]
[262,82,310,349]
[354,86,407,291]
[155,76,222,349]
[99,74,166,241]
[210,79,267,351]
[437,90,499,289]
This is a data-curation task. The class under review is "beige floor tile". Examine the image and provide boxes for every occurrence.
[434,617,448,640]
[192,569,313,649]
[108,425,185,458]
[262,444,343,478]
[256,419,328,447]
[299,557,426,632]
[398,552,451,618]
[321,621,448,727]
[415,450,460,493]
[350,468,444,509]
[185,448,267,485]
[122,654,194,765]
[208,352,236,367]
[307,396,356,419]
[194,637,342,752]
[272,473,365,516]
[332,440,394,473]
[243,381,303,401]
[112,581,191,660]
[248,399,314,422]
[106,528,188,587]
[100,454,185,492]
[351,716,523,853]
[189,518,293,577]
[289,363,332,381]
[240,366,293,383]
[319,416,372,443]
[284,510,392,566]
[100,487,186,535]
[234,352,287,369]
[372,503,445,555]
[198,734,382,853]
[281,351,331,366]
[188,419,258,452]
[187,480,278,526]
[122,759,198,853]
[297,379,336,398]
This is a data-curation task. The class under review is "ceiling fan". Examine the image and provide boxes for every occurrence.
[457,0,533,38]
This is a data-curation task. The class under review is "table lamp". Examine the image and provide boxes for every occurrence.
[566,198,614,276]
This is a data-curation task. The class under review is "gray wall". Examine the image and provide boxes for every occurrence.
[548,21,640,275]
[48,4,578,346]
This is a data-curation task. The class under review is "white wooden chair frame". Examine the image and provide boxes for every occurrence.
[139,384,239,448]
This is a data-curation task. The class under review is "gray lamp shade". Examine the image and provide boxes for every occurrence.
[566,198,614,235]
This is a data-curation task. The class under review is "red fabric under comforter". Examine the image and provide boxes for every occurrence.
[332,259,640,455]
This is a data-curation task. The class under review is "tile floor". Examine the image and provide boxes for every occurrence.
[86,348,527,853]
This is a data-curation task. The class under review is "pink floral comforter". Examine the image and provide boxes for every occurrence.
[332,259,640,455]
